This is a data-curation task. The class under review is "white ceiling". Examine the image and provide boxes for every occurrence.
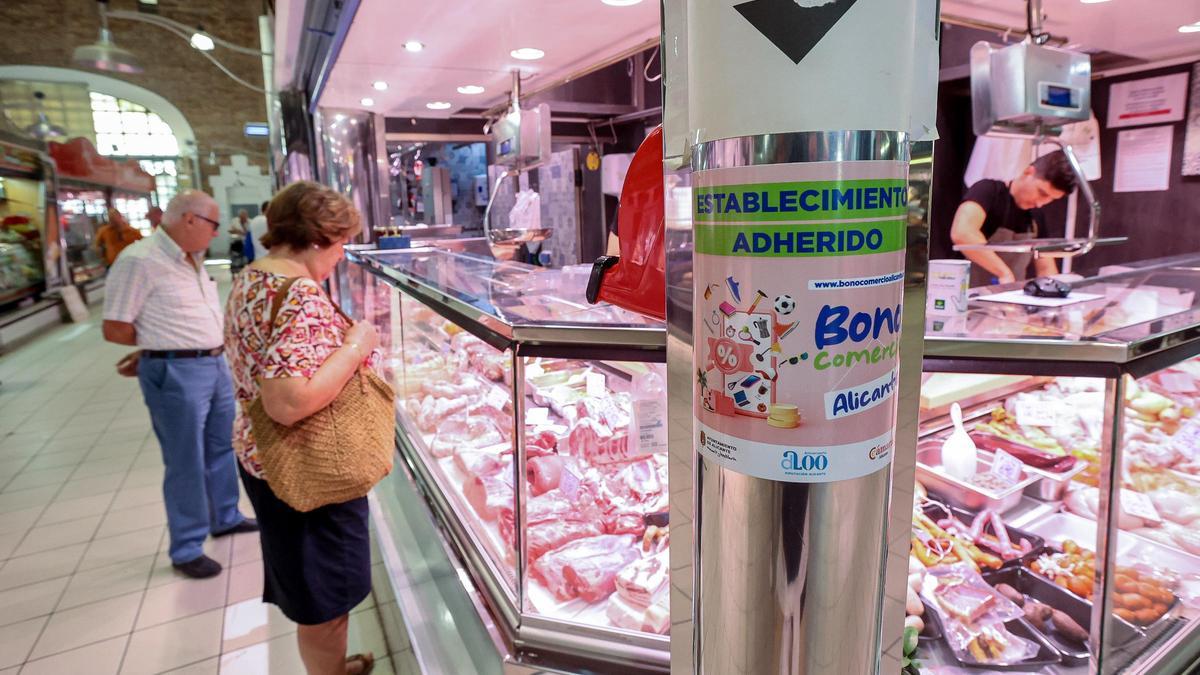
[304,0,1200,118]
[942,0,1200,63]
[316,0,659,117]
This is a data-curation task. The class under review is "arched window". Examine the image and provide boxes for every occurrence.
[88,92,182,209]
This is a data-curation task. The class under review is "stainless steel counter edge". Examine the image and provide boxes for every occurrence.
[348,252,667,352]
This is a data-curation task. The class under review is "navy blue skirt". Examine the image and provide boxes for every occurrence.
[239,465,372,625]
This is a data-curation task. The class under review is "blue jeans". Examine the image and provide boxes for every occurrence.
[138,355,244,564]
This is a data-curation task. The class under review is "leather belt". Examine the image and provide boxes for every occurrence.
[141,347,224,359]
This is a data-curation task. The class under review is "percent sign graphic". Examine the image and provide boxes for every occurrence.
[713,338,742,374]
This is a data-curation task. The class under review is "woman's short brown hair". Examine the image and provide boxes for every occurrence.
[260,181,362,251]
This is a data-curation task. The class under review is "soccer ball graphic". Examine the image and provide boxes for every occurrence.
[774,294,796,315]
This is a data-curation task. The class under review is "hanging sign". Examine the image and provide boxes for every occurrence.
[693,159,907,482]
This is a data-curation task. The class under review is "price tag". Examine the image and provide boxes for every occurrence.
[586,372,607,398]
[991,449,1024,487]
[1121,489,1162,524]
[485,387,508,411]
[526,361,544,379]
[1015,398,1058,427]
[633,398,668,455]
[525,407,550,426]
[1171,419,1200,461]
[559,468,581,500]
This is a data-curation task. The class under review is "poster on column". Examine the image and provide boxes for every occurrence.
[693,160,906,482]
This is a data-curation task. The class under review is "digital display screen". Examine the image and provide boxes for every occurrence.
[499,139,513,156]
[1043,86,1074,108]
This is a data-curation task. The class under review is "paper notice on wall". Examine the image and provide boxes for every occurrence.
[1183,63,1200,177]
[1107,72,1190,129]
[1114,126,1174,193]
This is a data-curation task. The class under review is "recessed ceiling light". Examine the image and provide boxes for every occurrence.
[403,40,424,53]
[457,85,485,95]
[426,101,452,110]
[189,32,215,51]
[1180,22,1200,33]
[510,47,545,61]
[360,97,374,106]
[372,80,388,91]
[1079,0,1111,4]
[602,0,643,5]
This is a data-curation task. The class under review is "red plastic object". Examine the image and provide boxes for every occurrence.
[585,126,666,321]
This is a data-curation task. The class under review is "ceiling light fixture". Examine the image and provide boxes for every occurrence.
[372,80,388,91]
[1079,0,1112,4]
[601,0,644,5]
[426,101,452,110]
[73,2,143,73]
[510,47,545,60]
[361,97,375,106]
[189,30,215,51]
[1180,21,1200,33]
[403,40,424,53]
[457,85,485,95]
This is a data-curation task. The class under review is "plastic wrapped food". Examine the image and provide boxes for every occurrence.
[946,622,1040,666]
[921,562,1024,627]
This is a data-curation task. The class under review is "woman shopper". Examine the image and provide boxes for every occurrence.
[224,181,380,675]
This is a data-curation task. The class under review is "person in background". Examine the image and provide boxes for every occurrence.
[102,189,257,580]
[94,207,143,266]
[224,181,379,675]
[230,209,250,271]
[244,200,270,263]
[949,150,1078,287]
[148,206,163,230]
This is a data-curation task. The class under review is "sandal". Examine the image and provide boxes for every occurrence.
[346,652,375,675]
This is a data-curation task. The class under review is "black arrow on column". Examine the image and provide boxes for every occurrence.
[734,0,861,64]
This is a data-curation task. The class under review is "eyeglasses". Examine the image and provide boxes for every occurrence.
[191,213,221,233]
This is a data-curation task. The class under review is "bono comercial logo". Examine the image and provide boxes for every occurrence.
[811,302,901,371]
[781,450,829,473]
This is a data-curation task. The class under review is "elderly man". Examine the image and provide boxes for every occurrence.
[103,190,256,579]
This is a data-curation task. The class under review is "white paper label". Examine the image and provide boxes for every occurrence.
[526,361,544,379]
[586,372,607,398]
[1122,489,1162,524]
[991,449,1023,487]
[559,468,581,500]
[633,398,668,455]
[525,407,549,426]
[1016,399,1059,427]
[1171,419,1200,462]
[1158,371,1195,394]
[485,387,508,411]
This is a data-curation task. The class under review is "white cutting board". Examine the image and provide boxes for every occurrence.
[975,289,1104,308]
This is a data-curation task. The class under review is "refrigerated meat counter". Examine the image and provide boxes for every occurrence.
[335,247,670,674]
[910,254,1200,674]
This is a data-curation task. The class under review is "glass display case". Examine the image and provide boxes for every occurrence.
[910,255,1200,674]
[57,186,107,283]
[342,247,670,673]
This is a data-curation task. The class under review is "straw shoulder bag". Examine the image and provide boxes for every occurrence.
[248,276,395,512]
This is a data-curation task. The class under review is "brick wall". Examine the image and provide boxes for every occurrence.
[0,0,270,175]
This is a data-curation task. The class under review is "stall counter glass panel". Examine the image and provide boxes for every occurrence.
[912,254,1200,673]
[520,357,670,637]
[344,247,670,671]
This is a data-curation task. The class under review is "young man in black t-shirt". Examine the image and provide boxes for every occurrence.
[950,150,1078,287]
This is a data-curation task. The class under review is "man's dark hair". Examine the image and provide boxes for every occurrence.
[260,201,270,212]
[1030,151,1078,194]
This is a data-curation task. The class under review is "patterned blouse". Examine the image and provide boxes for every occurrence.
[224,268,381,479]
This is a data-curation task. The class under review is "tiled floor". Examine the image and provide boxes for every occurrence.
[0,310,397,674]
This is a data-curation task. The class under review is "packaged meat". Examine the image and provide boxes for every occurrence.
[566,417,632,465]
[527,455,564,496]
[607,592,670,634]
[429,417,505,458]
[526,519,605,562]
[454,450,506,478]
[921,562,1023,626]
[532,534,641,603]
[615,550,670,607]
[464,475,513,521]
